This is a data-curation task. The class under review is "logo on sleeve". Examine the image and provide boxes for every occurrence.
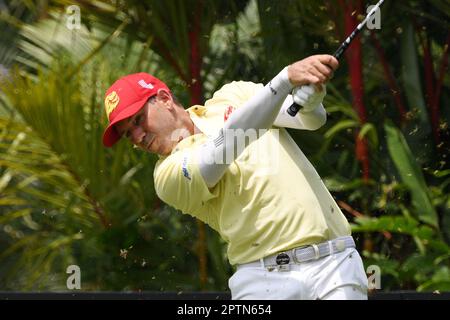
[181,155,191,181]
[269,81,277,95]
[224,105,235,122]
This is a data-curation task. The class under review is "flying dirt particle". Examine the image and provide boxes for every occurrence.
[408,126,419,136]
[120,249,128,259]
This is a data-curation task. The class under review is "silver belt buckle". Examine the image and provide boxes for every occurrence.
[275,252,291,272]
[335,239,346,252]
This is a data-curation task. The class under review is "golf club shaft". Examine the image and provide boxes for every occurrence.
[287,0,385,117]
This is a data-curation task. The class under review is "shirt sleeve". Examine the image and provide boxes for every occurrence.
[205,81,264,109]
[154,148,220,227]
[197,68,293,188]
[273,95,327,130]
[209,81,326,131]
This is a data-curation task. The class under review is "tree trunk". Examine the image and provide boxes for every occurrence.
[343,0,370,182]
[188,0,208,290]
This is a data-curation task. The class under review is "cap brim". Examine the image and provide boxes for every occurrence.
[102,98,148,147]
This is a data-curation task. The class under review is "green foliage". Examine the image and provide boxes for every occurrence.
[1,0,449,293]
[344,121,449,291]
[400,21,429,128]
[353,214,450,291]
[384,121,438,227]
[0,57,223,290]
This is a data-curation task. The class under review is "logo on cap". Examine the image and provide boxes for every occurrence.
[105,91,120,118]
[138,79,154,89]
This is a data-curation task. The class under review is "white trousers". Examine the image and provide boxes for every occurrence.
[229,247,368,300]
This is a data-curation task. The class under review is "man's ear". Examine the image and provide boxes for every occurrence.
[156,89,173,109]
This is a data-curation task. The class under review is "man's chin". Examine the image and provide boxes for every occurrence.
[151,145,172,156]
[159,148,172,156]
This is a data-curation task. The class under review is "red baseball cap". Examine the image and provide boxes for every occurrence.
[102,72,171,147]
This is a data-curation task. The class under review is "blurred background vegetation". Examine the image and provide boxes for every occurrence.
[0,0,449,293]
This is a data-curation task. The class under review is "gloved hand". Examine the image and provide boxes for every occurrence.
[292,84,326,113]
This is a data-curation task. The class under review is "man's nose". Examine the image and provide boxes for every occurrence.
[129,126,146,145]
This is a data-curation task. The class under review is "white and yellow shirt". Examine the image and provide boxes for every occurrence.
[154,81,351,265]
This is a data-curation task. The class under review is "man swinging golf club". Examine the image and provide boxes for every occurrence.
[101,1,385,300]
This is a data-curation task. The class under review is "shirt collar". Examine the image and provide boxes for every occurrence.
[186,105,223,137]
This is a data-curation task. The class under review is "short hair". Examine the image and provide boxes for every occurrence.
[147,93,183,108]
[171,94,182,107]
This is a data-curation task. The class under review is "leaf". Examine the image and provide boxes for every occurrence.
[400,21,429,129]
[417,267,450,292]
[431,169,450,178]
[323,177,371,192]
[325,104,359,120]
[358,122,378,148]
[384,121,438,227]
[0,208,32,224]
[352,215,436,242]
[324,119,359,140]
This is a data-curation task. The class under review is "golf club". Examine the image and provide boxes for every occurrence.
[287,0,385,117]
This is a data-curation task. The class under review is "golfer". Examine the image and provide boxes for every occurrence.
[102,54,368,300]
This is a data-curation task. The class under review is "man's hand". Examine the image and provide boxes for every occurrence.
[287,55,338,87]
[292,84,326,113]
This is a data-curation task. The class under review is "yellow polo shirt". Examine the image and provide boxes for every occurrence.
[154,81,351,265]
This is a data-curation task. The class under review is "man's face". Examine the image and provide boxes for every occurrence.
[115,93,181,156]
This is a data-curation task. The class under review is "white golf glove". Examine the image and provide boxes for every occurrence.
[292,84,326,113]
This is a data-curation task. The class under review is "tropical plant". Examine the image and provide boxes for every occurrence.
[1,0,449,292]
[0,0,261,291]
[256,0,449,291]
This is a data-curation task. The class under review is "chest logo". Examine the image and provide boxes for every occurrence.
[224,105,235,122]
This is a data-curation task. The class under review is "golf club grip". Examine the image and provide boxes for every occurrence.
[286,101,302,116]
[287,20,363,117]
[287,0,384,117]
